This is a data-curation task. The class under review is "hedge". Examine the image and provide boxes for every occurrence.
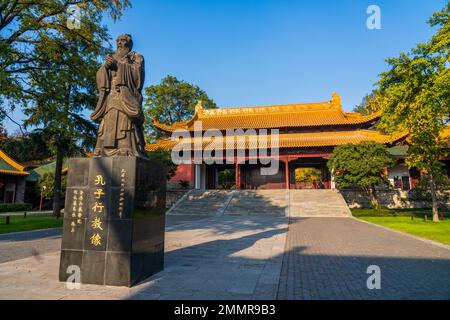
[0,203,33,213]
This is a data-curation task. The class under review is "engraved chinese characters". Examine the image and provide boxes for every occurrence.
[70,189,84,233]
[90,175,106,247]
[118,169,126,218]
[59,156,166,287]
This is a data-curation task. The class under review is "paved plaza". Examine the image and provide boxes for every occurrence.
[0,215,449,300]
[0,215,287,299]
[278,217,450,300]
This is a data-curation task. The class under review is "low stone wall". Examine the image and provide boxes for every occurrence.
[340,188,450,209]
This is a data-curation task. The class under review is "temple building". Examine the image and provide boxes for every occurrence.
[146,92,447,190]
[0,149,30,203]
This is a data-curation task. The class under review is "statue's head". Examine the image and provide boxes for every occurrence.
[116,34,133,51]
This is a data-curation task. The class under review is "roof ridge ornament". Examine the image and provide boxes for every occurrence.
[331,91,342,110]
[195,100,203,114]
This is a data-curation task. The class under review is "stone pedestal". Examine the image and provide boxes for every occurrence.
[59,156,166,287]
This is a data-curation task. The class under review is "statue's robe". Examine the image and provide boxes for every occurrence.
[90,50,147,157]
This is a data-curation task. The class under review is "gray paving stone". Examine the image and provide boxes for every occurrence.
[1,208,449,300]
[0,215,288,300]
[277,217,450,300]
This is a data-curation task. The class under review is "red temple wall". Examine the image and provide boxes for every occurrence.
[169,163,195,185]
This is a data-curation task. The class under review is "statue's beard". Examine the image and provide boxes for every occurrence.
[115,46,130,59]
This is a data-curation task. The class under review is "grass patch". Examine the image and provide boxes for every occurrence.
[352,208,450,246]
[0,216,63,234]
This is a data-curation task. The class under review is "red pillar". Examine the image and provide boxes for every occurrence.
[235,162,241,190]
[285,156,290,190]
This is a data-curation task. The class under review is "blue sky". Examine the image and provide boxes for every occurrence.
[4,0,447,132]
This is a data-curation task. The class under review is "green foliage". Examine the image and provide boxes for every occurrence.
[0,1,130,216]
[218,169,235,189]
[1,130,52,163]
[408,173,450,205]
[178,180,190,189]
[144,75,217,142]
[0,203,32,213]
[295,168,321,183]
[327,142,395,208]
[146,149,178,180]
[351,208,450,218]
[353,90,379,115]
[38,172,67,200]
[0,0,130,107]
[328,142,395,189]
[371,4,450,219]
[0,216,64,234]
[352,210,450,246]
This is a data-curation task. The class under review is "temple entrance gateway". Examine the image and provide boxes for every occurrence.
[289,157,331,189]
[294,168,322,189]
[205,165,236,189]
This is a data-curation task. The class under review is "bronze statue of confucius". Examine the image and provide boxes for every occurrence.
[90,34,147,158]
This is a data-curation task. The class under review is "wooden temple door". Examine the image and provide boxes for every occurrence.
[205,166,216,189]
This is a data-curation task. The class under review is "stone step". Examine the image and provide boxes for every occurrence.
[223,190,288,217]
[167,189,351,218]
[168,190,234,216]
[289,189,351,217]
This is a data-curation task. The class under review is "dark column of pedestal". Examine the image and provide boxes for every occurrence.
[59,156,166,287]
[129,158,166,285]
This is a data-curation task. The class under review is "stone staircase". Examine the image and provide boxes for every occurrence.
[167,190,233,216]
[289,189,352,217]
[167,189,351,217]
[224,190,288,216]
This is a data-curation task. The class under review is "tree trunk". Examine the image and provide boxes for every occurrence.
[52,142,64,219]
[369,185,379,209]
[429,173,439,222]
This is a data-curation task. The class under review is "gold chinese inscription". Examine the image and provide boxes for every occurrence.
[90,174,106,247]
[92,201,105,213]
[91,217,103,230]
[70,189,84,232]
[94,175,106,186]
[118,169,126,218]
[94,188,105,199]
[90,233,102,246]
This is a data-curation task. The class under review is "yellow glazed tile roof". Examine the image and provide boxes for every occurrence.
[146,130,408,152]
[0,149,29,176]
[153,92,381,132]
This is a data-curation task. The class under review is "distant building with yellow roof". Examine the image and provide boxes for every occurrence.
[0,149,30,203]
[147,92,446,190]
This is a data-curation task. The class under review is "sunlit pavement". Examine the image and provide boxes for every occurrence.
[0,215,449,300]
[0,215,287,300]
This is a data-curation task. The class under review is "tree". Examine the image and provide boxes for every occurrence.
[38,171,67,200]
[0,126,7,145]
[1,130,52,163]
[144,75,217,142]
[0,0,130,107]
[1,1,130,218]
[146,149,178,180]
[373,4,450,222]
[295,168,321,183]
[327,142,395,208]
[218,169,235,189]
[352,90,384,115]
